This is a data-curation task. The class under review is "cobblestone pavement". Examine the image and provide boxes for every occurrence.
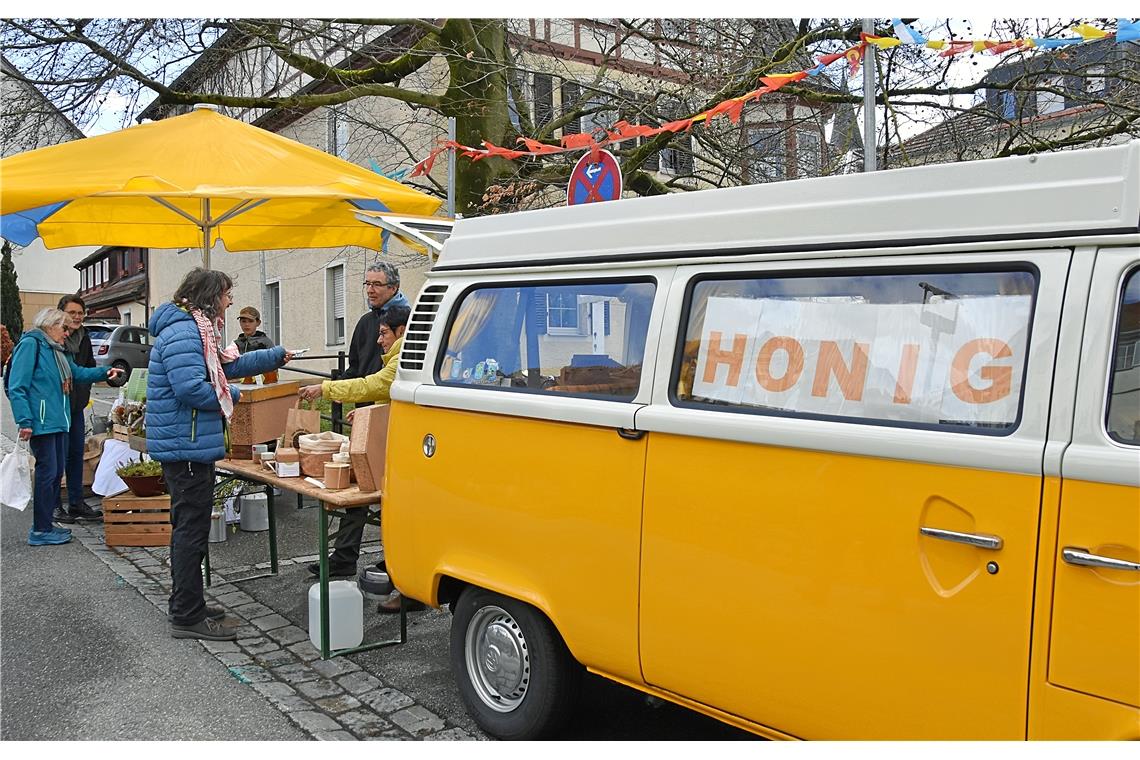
[64,520,483,741]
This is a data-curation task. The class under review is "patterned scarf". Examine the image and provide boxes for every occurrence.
[188,307,241,420]
[31,328,73,395]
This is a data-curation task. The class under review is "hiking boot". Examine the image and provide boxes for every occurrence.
[307,561,356,578]
[377,590,427,614]
[171,616,237,641]
[53,507,77,525]
[167,605,226,623]
[28,528,73,546]
[69,504,104,521]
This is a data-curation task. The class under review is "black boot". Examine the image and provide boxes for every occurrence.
[70,503,104,521]
[53,507,77,525]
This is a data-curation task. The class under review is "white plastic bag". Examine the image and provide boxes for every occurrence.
[0,442,34,511]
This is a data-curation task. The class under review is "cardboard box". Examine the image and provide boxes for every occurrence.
[229,380,301,451]
[348,404,389,492]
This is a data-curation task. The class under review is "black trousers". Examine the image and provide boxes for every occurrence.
[330,508,367,567]
[162,460,215,627]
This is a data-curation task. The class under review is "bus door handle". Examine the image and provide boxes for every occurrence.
[1062,548,1140,572]
[617,428,646,441]
[920,526,1003,550]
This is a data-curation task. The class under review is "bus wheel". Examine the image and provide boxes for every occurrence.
[450,587,582,739]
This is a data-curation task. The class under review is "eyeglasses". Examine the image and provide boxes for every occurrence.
[363,280,391,289]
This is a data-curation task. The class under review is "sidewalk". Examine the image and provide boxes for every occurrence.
[0,405,480,741]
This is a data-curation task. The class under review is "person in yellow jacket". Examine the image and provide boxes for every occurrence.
[298,303,409,406]
[296,303,423,613]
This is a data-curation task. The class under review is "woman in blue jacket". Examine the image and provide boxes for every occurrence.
[8,308,123,545]
[147,268,291,642]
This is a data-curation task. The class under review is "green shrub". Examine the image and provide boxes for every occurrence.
[115,459,162,477]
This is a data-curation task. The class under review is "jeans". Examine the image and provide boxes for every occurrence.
[29,433,67,533]
[163,460,215,627]
[64,403,86,510]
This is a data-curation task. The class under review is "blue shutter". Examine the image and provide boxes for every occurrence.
[603,301,610,335]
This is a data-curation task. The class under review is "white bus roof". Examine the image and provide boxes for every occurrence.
[435,141,1140,270]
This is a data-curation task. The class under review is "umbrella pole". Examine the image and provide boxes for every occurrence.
[201,198,212,270]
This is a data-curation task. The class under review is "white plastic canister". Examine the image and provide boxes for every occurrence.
[308,581,364,650]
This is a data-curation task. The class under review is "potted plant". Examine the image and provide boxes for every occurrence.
[115,458,166,497]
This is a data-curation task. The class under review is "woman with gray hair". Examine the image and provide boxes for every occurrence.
[7,308,122,545]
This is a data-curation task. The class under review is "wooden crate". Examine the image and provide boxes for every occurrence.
[111,424,130,442]
[102,493,172,547]
[229,380,301,449]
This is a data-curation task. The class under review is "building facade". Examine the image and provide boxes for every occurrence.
[74,246,150,326]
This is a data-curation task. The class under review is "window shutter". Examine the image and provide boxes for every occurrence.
[533,289,548,333]
[676,132,694,174]
[604,300,610,335]
[534,74,553,127]
[333,267,345,319]
[561,80,581,135]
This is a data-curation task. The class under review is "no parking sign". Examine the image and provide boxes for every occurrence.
[567,150,622,206]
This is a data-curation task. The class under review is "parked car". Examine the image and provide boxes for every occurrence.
[92,325,152,383]
[83,322,117,355]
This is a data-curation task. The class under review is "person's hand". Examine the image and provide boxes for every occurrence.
[18,427,32,441]
[345,409,356,424]
[282,351,294,364]
[298,383,323,401]
[106,367,124,382]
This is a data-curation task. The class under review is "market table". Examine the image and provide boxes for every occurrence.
[215,457,406,659]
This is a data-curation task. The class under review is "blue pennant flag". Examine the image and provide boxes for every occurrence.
[1118,18,1140,42]
[1033,37,1083,49]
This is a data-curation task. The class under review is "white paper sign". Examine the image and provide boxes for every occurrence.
[692,295,1032,426]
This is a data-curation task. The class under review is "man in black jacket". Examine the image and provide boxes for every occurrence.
[307,261,409,578]
[55,295,103,523]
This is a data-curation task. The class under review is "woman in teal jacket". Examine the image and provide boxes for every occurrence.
[8,308,122,545]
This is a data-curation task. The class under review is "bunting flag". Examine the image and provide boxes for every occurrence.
[409,19,1135,179]
[892,19,927,45]
[1072,23,1109,40]
[1116,18,1140,41]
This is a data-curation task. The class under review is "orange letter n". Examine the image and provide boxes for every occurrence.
[811,341,870,401]
[702,331,748,387]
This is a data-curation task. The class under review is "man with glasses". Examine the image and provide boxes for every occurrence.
[305,261,408,579]
[54,295,103,524]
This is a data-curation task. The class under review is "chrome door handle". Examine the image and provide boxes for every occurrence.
[1062,547,1140,572]
[920,527,1003,550]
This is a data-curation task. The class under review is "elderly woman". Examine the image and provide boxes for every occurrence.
[7,308,122,546]
[147,268,291,642]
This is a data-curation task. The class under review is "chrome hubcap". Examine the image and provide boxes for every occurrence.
[465,605,529,712]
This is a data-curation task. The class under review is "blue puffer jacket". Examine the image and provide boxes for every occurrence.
[7,330,111,436]
[146,302,285,463]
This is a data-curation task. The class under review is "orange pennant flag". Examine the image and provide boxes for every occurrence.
[760,71,809,91]
[845,43,867,75]
[661,117,695,133]
[517,137,564,155]
[560,132,597,150]
[939,40,975,57]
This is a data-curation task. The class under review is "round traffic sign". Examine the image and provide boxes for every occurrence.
[567,149,622,206]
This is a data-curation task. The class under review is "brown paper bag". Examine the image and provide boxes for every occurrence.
[283,400,321,448]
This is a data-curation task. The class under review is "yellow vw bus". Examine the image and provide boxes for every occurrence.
[382,142,1140,739]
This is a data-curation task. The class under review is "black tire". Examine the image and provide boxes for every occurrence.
[109,360,131,387]
[450,587,583,739]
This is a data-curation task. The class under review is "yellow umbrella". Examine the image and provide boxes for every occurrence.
[0,104,442,267]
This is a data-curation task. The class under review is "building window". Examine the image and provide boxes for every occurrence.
[796,131,821,178]
[94,263,102,287]
[102,258,109,283]
[1085,66,1106,96]
[1000,91,1017,120]
[533,73,554,128]
[120,251,128,274]
[325,264,346,345]
[560,80,581,135]
[546,291,581,334]
[659,102,694,176]
[1037,76,1066,116]
[265,281,281,344]
[747,127,785,183]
